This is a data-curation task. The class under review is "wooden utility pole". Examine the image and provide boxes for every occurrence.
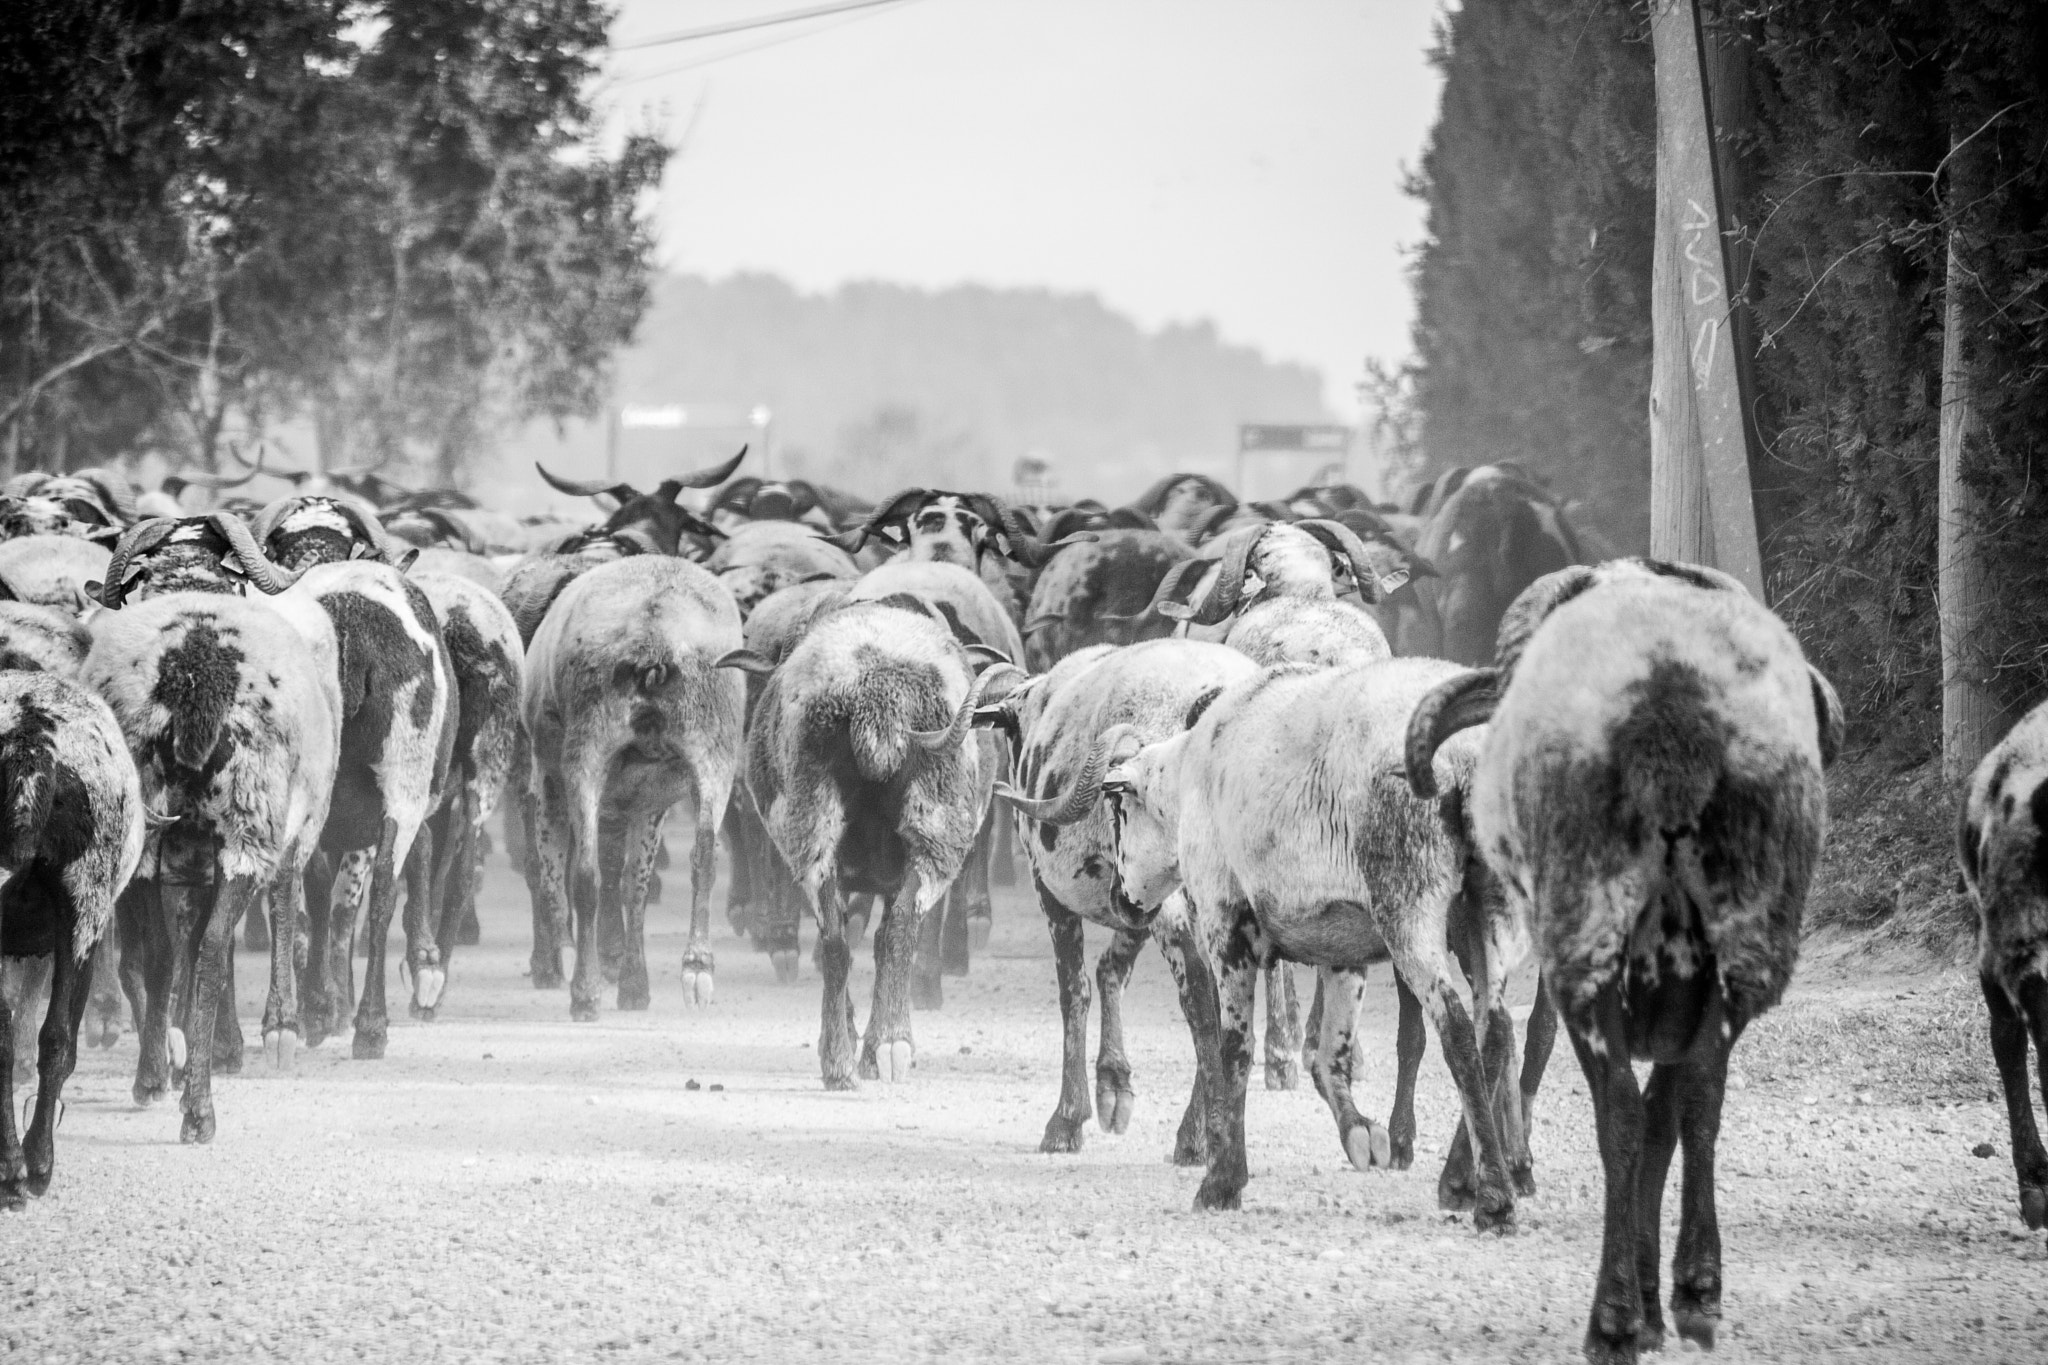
[1938,125,1998,784]
[1648,0,1763,598]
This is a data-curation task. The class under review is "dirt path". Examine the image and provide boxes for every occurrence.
[4,852,2043,1364]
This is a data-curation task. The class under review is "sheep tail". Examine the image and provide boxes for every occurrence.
[850,705,907,783]
[0,729,56,868]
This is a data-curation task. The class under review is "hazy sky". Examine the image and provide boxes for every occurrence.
[603,1,1445,419]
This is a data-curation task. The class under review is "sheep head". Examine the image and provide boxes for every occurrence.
[253,493,406,571]
[832,489,1088,569]
[96,514,305,607]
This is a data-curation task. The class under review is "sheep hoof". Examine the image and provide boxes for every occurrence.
[0,1182,23,1212]
[845,911,869,949]
[531,959,564,990]
[1193,1177,1242,1212]
[1512,1163,1537,1197]
[213,1041,243,1075]
[167,1027,187,1071]
[351,1027,386,1061]
[616,982,650,1011]
[1671,1285,1719,1350]
[681,969,715,1007]
[86,1012,121,1049]
[262,1030,298,1074]
[770,950,800,984]
[1437,1176,1476,1213]
[414,966,446,1012]
[132,1077,166,1108]
[2021,1185,2048,1230]
[569,998,600,1023]
[1264,1059,1300,1091]
[1471,1194,1516,1236]
[1095,1082,1135,1135]
[179,1107,216,1145]
[1387,1137,1414,1171]
[1345,1122,1392,1171]
[872,1039,913,1082]
[823,1073,859,1092]
[910,974,943,1011]
[1040,1116,1085,1153]
[456,912,480,947]
[967,916,991,953]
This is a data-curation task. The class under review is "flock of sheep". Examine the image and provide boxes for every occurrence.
[0,453,2043,1365]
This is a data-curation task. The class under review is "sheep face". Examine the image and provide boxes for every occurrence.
[118,526,246,601]
[1101,733,1187,910]
[1157,478,1227,540]
[0,495,100,542]
[264,498,381,570]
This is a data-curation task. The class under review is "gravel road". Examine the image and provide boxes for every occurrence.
[4,848,2044,1364]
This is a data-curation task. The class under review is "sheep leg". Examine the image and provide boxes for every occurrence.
[125,881,174,1107]
[84,918,124,1049]
[1439,919,1526,1206]
[1158,921,1216,1167]
[0,956,18,1210]
[910,884,945,1012]
[1986,971,2048,1228]
[812,874,858,1091]
[723,803,757,940]
[181,876,254,1145]
[23,926,92,1196]
[1094,926,1145,1137]
[1667,1022,1739,1352]
[947,808,994,968]
[763,834,803,984]
[566,818,606,1024]
[614,810,662,1011]
[1308,965,1389,1170]
[1194,909,1258,1211]
[115,882,154,1057]
[596,818,627,985]
[432,794,482,978]
[846,893,872,952]
[1263,962,1302,1090]
[681,800,722,1008]
[1570,986,1650,1364]
[7,957,48,1085]
[350,818,402,1059]
[1519,972,1560,1185]
[1397,940,1515,1229]
[211,933,243,1073]
[1387,976,1425,1170]
[402,821,442,1019]
[261,861,303,1074]
[523,782,564,989]
[300,853,339,1046]
[242,881,271,953]
[1038,886,1093,1153]
[860,883,923,1083]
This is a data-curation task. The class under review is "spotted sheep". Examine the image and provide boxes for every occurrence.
[1959,698,2048,1238]
[704,519,858,619]
[523,556,746,1018]
[0,673,145,1208]
[830,487,1083,636]
[1020,528,1190,674]
[253,495,458,1056]
[1404,557,1842,1363]
[1091,655,1530,1224]
[981,638,1258,1160]
[726,593,1013,1088]
[83,514,340,1145]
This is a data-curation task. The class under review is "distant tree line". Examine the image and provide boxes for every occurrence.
[615,273,1332,506]
[1406,0,2048,753]
[0,0,666,480]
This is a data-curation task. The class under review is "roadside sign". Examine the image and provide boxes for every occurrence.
[1235,424,1354,501]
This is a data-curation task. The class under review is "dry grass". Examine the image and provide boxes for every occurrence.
[1741,968,1998,1106]
[1806,746,1975,956]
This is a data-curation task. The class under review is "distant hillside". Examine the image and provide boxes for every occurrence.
[495,272,1332,508]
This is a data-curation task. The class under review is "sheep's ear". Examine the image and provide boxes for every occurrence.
[1808,665,1844,769]
[713,648,777,676]
[1404,668,1501,799]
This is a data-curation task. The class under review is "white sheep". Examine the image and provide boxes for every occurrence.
[0,673,144,1207]
[1404,557,1841,1361]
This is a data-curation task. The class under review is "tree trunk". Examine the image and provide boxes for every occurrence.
[1938,128,1998,785]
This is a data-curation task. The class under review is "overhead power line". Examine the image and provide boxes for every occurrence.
[619,0,913,53]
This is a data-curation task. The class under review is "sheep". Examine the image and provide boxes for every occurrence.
[1020,529,1190,673]
[0,673,145,1207]
[831,488,1079,634]
[1404,557,1842,1362]
[0,535,113,613]
[1094,655,1530,1223]
[410,570,522,975]
[983,638,1258,1158]
[1127,473,1236,548]
[501,449,743,648]
[523,555,745,1017]
[730,594,1009,1087]
[84,524,339,1143]
[847,559,1025,994]
[1958,698,2048,1237]
[704,520,859,618]
[251,500,457,1054]
[1411,463,1583,664]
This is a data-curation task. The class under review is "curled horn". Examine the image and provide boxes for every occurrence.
[830,488,931,554]
[411,506,484,554]
[1403,668,1502,799]
[99,517,180,608]
[211,513,306,594]
[1181,528,1260,626]
[330,499,400,563]
[993,723,1140,825]
[535,461,634,501]
[911,663,1027,751]
[1146,556,1214,621]
[671,446,748,492]
[1294,518,1398,604]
